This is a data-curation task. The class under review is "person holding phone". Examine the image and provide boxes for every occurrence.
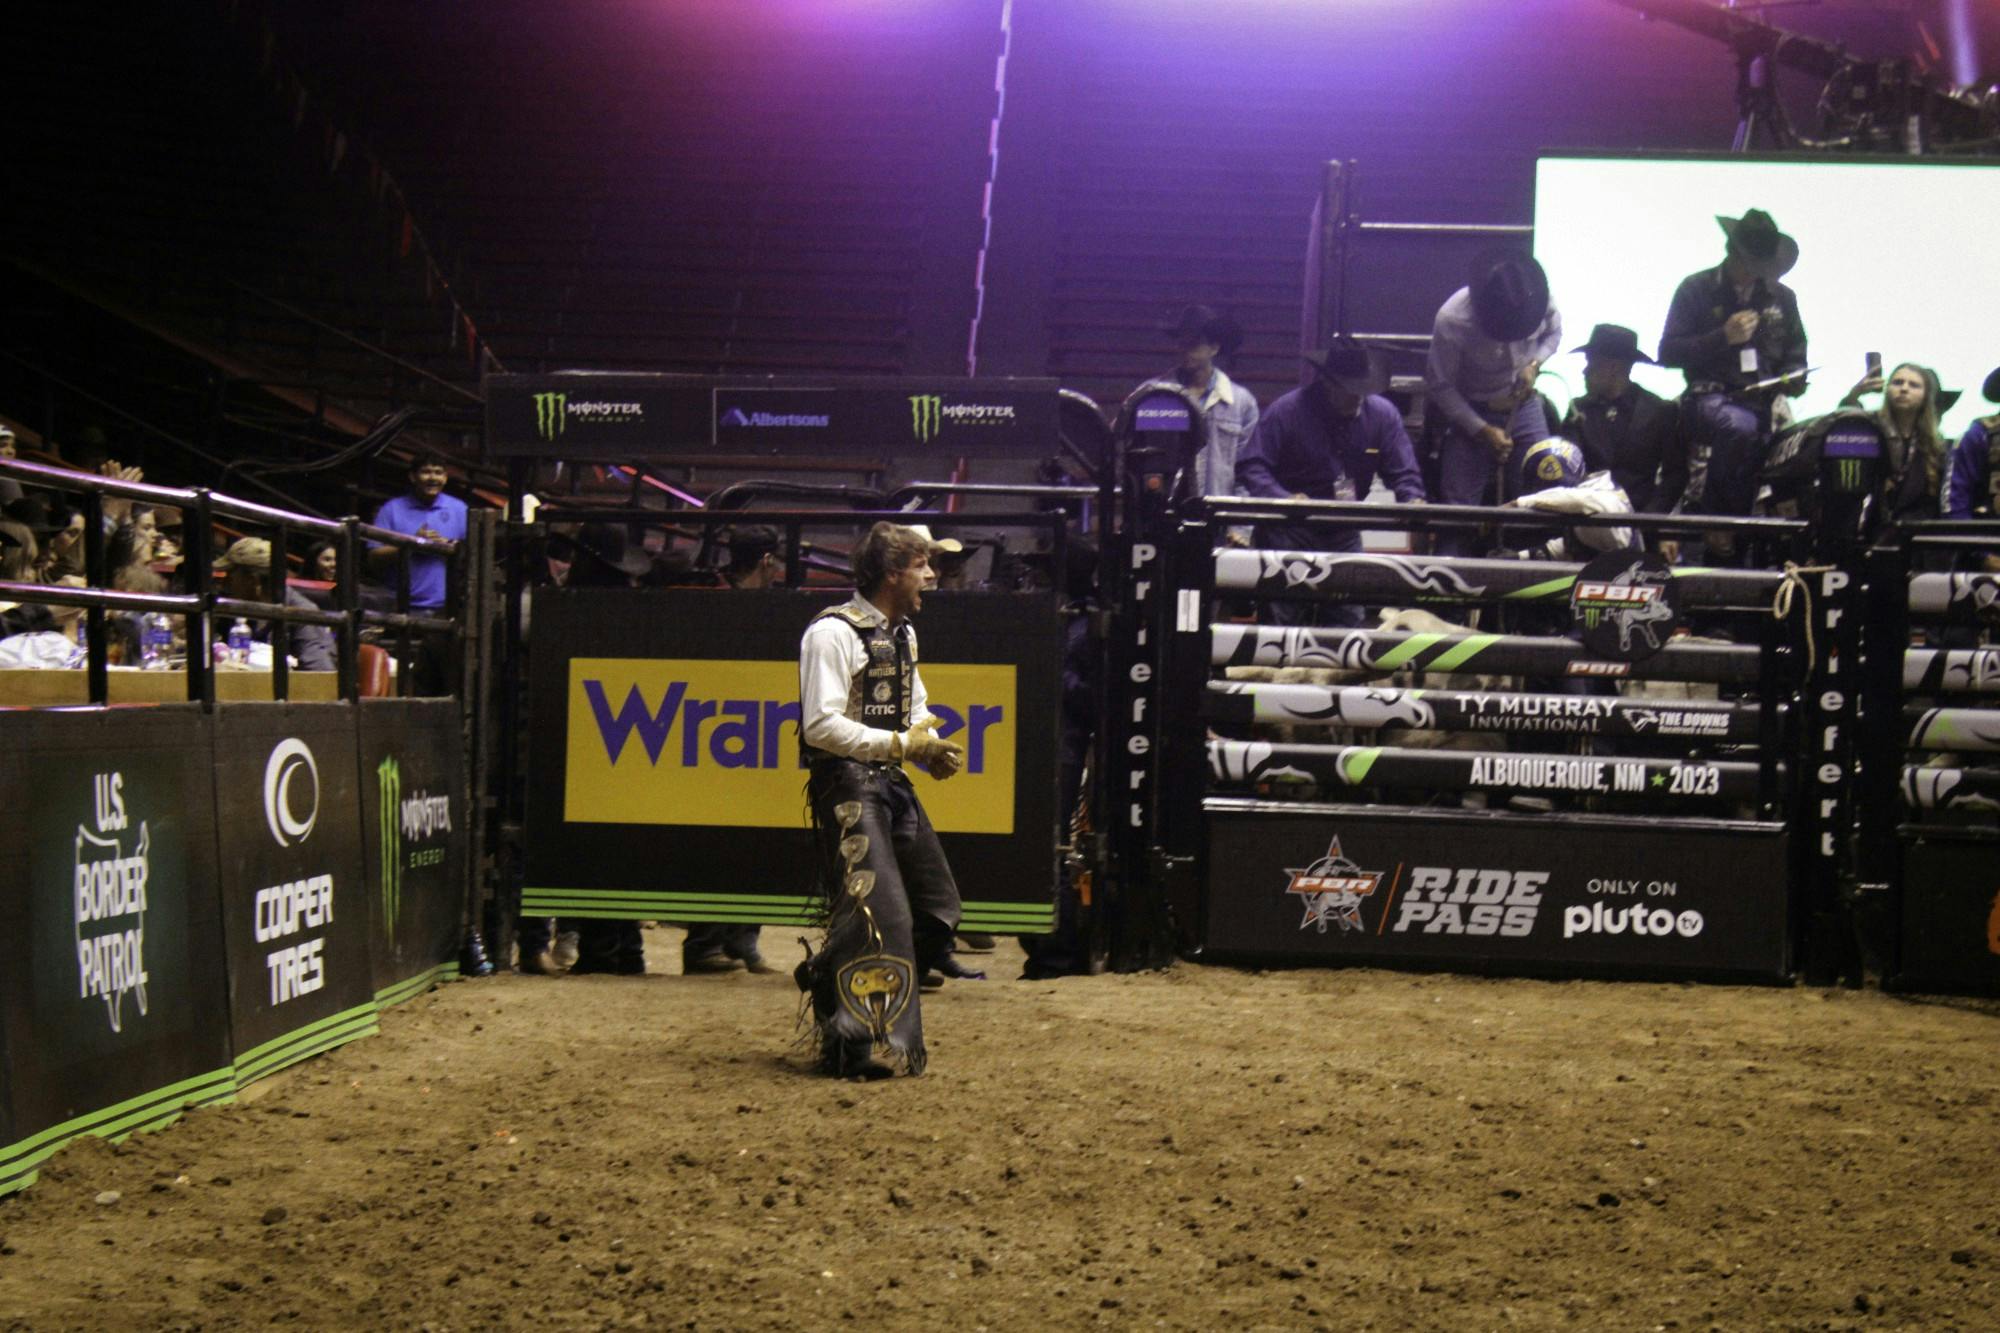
[1840,359,1957,523]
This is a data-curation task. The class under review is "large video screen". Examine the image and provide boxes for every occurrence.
[1533,153,2000,442]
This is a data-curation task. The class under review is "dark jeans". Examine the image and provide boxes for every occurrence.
[1434,396,1553,557]
[1684,393,1767,519]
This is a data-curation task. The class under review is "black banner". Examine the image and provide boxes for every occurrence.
[357,700,466,1006]
[1209,740,1768,802]
[1904,649,2000,694]
[1211,548,1780,609]
[1201,800,1791,980]
[1892,831,2000,996]
[484,372,1061,461]
[1205,681,1761,742]
[212,705,377,1086]
[524,587,1061,935]
[0,707,233,1195]
[1211,624,1765,684]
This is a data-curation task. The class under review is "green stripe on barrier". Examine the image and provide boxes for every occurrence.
[1503,575,1577,600]
[1371,632,1441,669]
[0,1068,236,1196]
[523,890,1055,935]
[374,961,461,1010]
[232,1002,381,1088]
[1428,634,1501,672]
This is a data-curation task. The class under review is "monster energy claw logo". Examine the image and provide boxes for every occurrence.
[909,394,942,443]
[534,392,567,441]
[379,756,401,936]
[1836,458,1863,491]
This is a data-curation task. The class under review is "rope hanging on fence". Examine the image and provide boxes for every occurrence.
[1771,561,1837,674]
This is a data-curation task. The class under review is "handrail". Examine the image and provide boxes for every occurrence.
[1196,495,1811,537]
[1,458,465,706]
[887,481,1101,507]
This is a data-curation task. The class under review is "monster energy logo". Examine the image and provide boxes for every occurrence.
[534,392,567,441]
[1583,607,1603,629]
[378,756,402,936]
[1836,458,1863,491]
[910,395,942,443]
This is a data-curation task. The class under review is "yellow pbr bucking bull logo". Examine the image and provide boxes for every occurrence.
[565,658,1016,832]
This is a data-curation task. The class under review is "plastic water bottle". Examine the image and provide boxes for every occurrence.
[227,618,253,666]
[140,613,173,670]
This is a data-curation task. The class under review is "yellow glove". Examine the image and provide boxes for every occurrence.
[896,717,964,780]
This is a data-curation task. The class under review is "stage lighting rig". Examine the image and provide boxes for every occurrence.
[1607,0,1999,155]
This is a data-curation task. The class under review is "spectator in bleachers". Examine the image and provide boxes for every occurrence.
[368,450,468,610]
[0,575,87,668]
[4,495,84,582]
[0,425,21,507]
[1840,361,1955,524]
[214,537,338,671]
[1944,367,1999,573]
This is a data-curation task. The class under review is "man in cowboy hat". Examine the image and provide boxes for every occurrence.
[1424,250,1563,522]
[1558,324,1689,543]
[1132,304,1261,511]
[1943,367,2000,569]
[796,522,976,1077]
[1236,335,1426,626]
[1659,208,1809,521]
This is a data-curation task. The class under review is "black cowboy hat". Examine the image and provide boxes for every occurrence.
[1468,250,1551,343]
[1570,323,1655,365]
[1716,209,1799,281]
[1302,336,1389,396]
[1163,304,1244,356]
[1984,366,2000,404]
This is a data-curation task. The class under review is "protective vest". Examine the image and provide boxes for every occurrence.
[800,602,914,765]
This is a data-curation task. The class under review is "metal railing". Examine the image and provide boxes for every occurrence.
[0,457,459,706]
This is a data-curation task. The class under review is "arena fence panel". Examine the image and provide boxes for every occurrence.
[1148,495,1812,983]
[1866,529,2000,996]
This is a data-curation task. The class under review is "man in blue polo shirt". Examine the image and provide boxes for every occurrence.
[370,450,467,610]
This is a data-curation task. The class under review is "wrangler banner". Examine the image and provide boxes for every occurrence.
[1201,800,1791,980]
[525,587,1060,934]
[0,707,234,1196]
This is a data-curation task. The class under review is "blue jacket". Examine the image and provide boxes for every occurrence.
[1944,416,1996,519]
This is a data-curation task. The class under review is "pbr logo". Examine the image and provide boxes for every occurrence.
[1284,836,1383,934]
[74,770,151,1033]
[1571,551,1679,663]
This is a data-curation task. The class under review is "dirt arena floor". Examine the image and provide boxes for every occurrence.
[3,928,1998,1332]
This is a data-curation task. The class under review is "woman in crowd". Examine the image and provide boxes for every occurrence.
[1843,361,1954,522]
